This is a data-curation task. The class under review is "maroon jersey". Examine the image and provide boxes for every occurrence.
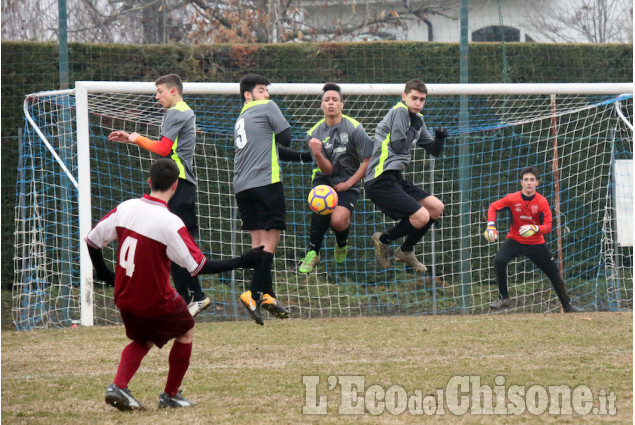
[86,194,206,317]
[487,191,552,245]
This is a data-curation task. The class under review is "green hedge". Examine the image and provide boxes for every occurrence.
[1,40,632,288]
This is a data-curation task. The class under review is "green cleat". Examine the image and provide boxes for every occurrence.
[334,245,348,263]
[299,250,320,273]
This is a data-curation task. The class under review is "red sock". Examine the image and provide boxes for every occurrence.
[113,341,150,388]
[165,341,192,396]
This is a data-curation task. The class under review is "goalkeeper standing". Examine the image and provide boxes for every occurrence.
[484,166,583,312]
[365,79,447,272]
[108,74,210,317]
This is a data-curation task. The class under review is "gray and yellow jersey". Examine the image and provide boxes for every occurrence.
[365,102,433,182]
[160,101,197,185]
[233,99,290,193]
[305,115,373,193]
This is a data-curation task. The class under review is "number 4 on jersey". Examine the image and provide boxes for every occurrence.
[119,236,138,277]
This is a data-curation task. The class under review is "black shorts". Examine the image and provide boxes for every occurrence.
[364,170,430,220]
[121,297,194,349]
[168,178,198,236]
[235,182,286,231]
[312,177,358,213]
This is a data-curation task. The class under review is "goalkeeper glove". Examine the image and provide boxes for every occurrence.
[434,127,449,142]
[483,221,498,242]
[519,224,539,238]
[409,113,423,131]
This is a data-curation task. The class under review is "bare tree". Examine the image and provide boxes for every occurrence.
[2,0,59,41]
[3,0,631,44]
[182,0,462,43]
[523,0,633,43]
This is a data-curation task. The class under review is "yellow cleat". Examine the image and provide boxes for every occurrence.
[239,291,264,326]
[260,294,290,319]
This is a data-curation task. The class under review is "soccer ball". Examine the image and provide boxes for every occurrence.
[308,185,338,215]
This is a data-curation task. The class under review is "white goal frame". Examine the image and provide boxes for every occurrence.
[68,82,633,326]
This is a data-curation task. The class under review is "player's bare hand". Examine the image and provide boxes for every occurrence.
[129,132,140,143]
[333,181,351,192]
[108,131,133,144]
[309,138,322,155]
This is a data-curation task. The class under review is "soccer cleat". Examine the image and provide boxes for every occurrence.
[188,296,211,317]
[334,245,348,263]
[299,250,320,273]
[261,293,290,319]
[158,390,195,408]
[239,290,264,326]
[489,298,511,309]
[372,232,391,268]
[563,303,584,313]
[105,383,145,411]
[394,248,427,272]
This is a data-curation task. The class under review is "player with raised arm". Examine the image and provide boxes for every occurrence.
[364,79,448,271]
[297,83,373,273]
[108,74,211,317]
[85,159,265,411]
[233,74,292,325]
[484,166,583,313]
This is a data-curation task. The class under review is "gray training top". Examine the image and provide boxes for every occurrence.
[304,115,373,194]
[233,99,291,193]
[160,101,197,185]
[365,102,433,182]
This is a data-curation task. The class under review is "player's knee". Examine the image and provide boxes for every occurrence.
[330,213,350,231]
[494,255,508,268]
[426,199,444,219]
[410,208,430,229]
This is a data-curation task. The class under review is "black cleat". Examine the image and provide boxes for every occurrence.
[158,390,195,408]
[105,383,145,411]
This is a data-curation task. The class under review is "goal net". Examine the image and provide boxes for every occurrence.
[14,82,633,329]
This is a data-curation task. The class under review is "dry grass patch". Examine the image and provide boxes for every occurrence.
[2,312,632,424]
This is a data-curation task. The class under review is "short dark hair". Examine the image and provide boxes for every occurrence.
[322,82,342,101]
[155,74,183,96]
[404,79,427,95]
[240,74,270,102]
[149,158,179,191]
[520,166,540,180]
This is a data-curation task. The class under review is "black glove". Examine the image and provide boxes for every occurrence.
[434,127,448,142]
[409,114,423,131]
[104,270,115,287]
[96,269,115,287]
[240,246,266,268]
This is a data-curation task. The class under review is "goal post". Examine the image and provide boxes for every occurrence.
[16,82,634,329]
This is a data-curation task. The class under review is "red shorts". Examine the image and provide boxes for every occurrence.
[120,297,194,348]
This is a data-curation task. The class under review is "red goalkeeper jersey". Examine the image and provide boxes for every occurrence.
[86,194,206,317]
[487,191,552,245]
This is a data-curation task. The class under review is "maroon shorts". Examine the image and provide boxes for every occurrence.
[120,297,194,348]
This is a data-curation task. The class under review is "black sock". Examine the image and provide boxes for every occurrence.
[250,252,274,301]
[380,218,416,244]
[309,213,331,254]
[400,219,436,252]
[334,227,350,248]
[261,252,276,298]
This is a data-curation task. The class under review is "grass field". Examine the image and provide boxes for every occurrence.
[1,312,632,424]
